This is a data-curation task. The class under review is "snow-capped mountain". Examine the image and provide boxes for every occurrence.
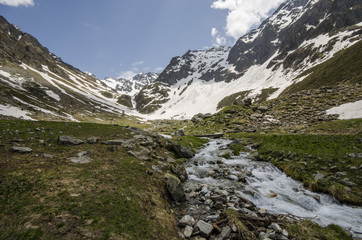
[0,16,140,122]
[136,0,362,120]
[103,72,158,96]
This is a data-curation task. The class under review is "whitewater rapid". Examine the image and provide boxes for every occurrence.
[185,139,362,237]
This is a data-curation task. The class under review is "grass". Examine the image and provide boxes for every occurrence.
[0,120,179,239]
[286,220,352,240]
[282,40,362,95]
[173,135,209,153]
[229,125,362,205]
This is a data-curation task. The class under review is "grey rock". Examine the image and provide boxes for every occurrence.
[102,139,125,145]
[179,215,195,227]
[270,223,282,233]
[58,136,84,146]
[165,174,186,202]
[314,173,325,181]
[87,136,98,144]
[167,140,194,158]
[172,165,188,182]
[10,146,32,153]
[68,151,93,164]
[218,226,231,240]
[43,153,54,159]
[196,220,214,237]
[183,225,193,238]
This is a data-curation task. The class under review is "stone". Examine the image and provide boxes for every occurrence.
[165,174,186,202]
[282,229,289,237]
[196,220,214,238]
[43,153,54,159]
[179,215,195,227]
[259,209,268,217]
[167,140,194,158]
[68,151,93,164]
[172,165,188,182]
[314,173,325,181]
[58,136,84,146]
[87,136,98,144]
[183,225,193,238]
[102,139,125,145]
[268,191,277,198]
[218,226,231,240]
[270,223,282,233]
[336,171,347,177]
[10,146,32,153]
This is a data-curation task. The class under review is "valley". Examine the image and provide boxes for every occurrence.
[0,0,362,239]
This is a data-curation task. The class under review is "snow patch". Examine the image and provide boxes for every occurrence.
[326,101,362,120]
[0,104,35,120]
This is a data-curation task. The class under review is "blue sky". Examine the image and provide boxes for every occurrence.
[0,0,285,79]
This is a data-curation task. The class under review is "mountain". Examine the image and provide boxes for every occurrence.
[103,72,158,96]
[135,0,362,120]
[0,16,138,122]
[102,72,158,109]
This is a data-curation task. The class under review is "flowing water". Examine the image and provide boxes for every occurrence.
[185,139,362,237]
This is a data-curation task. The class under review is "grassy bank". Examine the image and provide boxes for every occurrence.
[229,120,362,205]
[0,120,179,239]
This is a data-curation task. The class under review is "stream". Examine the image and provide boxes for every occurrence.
[184,139,362,238]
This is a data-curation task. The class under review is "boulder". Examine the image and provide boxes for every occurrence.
[102,139,125,145]
[179,215,195,227]
[218,226,232,240]
[196,220,214,237]
[67,151,93,164]
[314,173,325,181]
[58,136,84,146]
[167,140,194,158]
[165,174,186,202]
[87,136,98,144]
[183,225,193,238]
[171,165,188,182]
[10,146,32,153]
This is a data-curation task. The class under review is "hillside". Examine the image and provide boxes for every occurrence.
[0,16,139,123]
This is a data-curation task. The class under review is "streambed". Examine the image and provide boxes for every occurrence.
[184,139,362,237]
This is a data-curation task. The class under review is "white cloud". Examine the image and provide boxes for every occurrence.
[211,27,227,46]
[0,0,34,7]
[132,61,145,67]
[118,71,137,79]
[211,28,218,38]
[211,0,286,39]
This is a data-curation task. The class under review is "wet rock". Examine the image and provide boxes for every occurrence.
[58,136,84,146]
[102,139,125,145]
[268,191,277,198]
[179,215,195,227]
[165,174,186,202]
[196,220,214,238]
[10,146,32,153]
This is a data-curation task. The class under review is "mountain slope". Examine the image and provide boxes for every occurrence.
[136,0,362,120]
[0,16,138,122]
[103,72,158,96]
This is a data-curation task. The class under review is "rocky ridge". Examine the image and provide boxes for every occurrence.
[0,16,137,122]
[134,0,362,119]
